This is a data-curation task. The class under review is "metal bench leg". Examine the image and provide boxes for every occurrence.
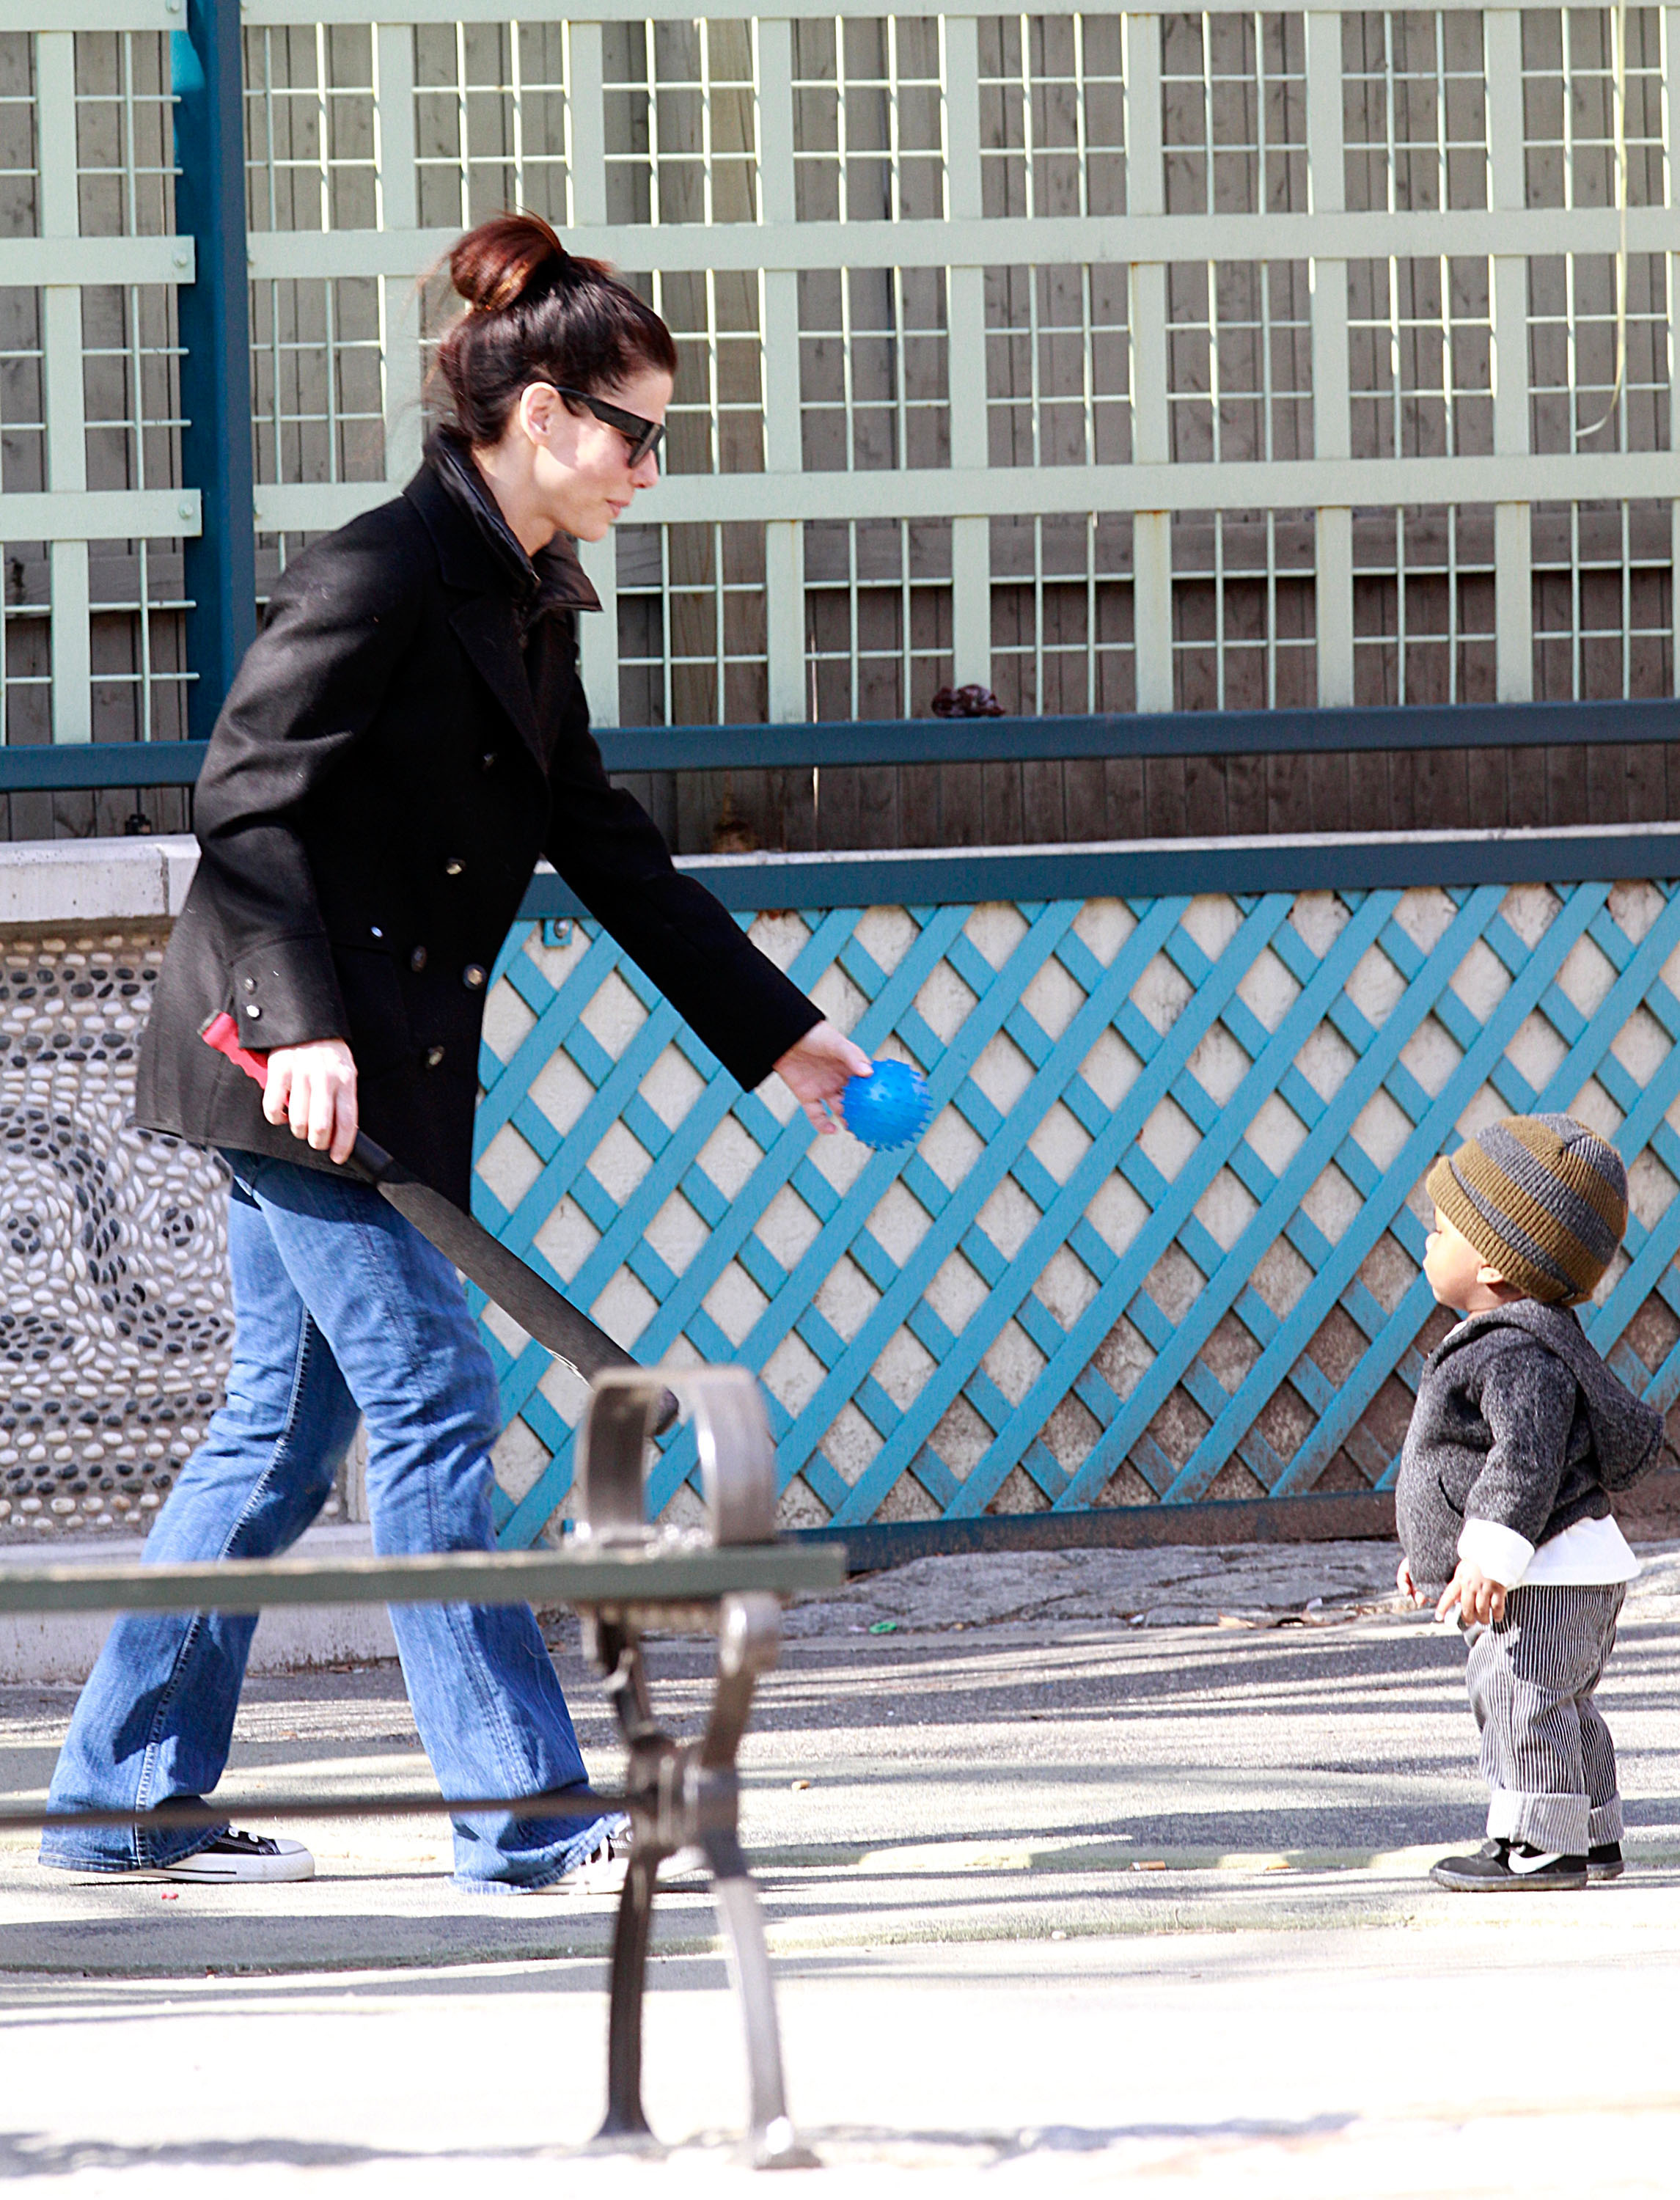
[574,1356,820,2172]
[705,1831,818,2169]
[694,1596,818,2170]
[595,1847,661,2151]
[588,1624,670,2155]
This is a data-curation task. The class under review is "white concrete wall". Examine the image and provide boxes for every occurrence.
[0,1524,399,1684]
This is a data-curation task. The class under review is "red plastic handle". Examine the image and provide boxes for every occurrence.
[201,1010,271,1088]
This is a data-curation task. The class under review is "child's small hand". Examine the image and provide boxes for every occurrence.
[1395,1556,1423,1607]
[1437,1560,1507,1627]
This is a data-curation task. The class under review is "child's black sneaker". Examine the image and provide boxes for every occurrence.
[1588,1841,1624,1881]
[1429,1838,1587,1891]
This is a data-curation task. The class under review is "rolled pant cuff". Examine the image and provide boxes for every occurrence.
[1487,1791,1590,1855]
[39,1819,229,1874]
[1588,1798,1624,1845]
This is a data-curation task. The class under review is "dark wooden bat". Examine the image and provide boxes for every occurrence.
[202,1013,678,1434]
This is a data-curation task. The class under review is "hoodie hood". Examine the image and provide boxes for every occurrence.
[1441,1300,1663,1492]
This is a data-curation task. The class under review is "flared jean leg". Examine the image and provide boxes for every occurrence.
[42,1170,359,1870]
[219,1154,604,1890]
[45,1151,610,1886]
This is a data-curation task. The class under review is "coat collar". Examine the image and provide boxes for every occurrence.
[408,430,603,615]
[406,433,601,769]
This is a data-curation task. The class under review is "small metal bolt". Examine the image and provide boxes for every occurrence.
[177,499,192,521]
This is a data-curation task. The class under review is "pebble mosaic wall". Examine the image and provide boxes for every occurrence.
[0,932,238,1541]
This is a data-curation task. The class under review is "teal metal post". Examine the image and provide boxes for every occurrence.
[174,0,256,741]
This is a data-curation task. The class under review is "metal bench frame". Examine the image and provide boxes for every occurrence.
[0,1365,840,2170]
[576,1367,818,2166]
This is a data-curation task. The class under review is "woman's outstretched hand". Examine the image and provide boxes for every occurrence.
[774,1020,873,1135]
[263,1038,359,1165]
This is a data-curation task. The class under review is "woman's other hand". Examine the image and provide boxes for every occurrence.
[263,1039,359,1165]
[774,1021,873,1135]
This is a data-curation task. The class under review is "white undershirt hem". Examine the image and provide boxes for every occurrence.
[1458,1518,1536,1586]
[1459,1511,1640,1588]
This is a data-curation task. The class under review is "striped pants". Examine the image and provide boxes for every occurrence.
[1465,1583,1626,1856]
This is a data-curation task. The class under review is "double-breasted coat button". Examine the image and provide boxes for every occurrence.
[424,1044,446,1068]
[463,964,487,990]
[410,945,428,972]
[244,1004,261,1019]
[480,752,497,773]
[443,857,464,878]
[370,925,384,939]
[242,977,257,991]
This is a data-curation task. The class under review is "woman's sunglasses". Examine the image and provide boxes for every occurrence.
[554,385,666,468]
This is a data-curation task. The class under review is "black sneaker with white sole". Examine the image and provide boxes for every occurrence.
[1429,1837,1588,1891]
[523,1827,628,1896]
[157,1831,315,1884]
[520,1823,708,1896]
[1588,1841,1624,1881]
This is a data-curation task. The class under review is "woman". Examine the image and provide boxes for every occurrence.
[42,214,867,1891]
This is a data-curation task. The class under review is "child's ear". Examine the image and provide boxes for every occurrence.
[1477,1263,1519,1295]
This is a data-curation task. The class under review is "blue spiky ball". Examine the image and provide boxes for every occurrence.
[840,1059,931,1150]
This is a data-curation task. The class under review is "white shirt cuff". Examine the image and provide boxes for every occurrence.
[1459,1518,1536,1588]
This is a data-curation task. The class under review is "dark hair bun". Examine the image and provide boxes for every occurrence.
[450,211,567,316]
[433,212,678,444]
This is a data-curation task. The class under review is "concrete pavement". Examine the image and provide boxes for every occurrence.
[3,1541,1680,2193]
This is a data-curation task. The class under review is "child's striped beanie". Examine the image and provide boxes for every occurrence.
[1425,1113,1628,1307]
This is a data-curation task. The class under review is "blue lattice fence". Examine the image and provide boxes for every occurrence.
[469,876,1680,1547]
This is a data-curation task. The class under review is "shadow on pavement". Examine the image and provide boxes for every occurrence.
[0,2111,1363,2178]
[0,2132,571,2177]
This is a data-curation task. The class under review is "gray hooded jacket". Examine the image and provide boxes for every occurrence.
[1395,1300,1663,1588]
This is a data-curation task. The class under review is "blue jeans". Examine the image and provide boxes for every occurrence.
[42,1149,615,1889]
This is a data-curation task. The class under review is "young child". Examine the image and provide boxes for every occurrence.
[1395,1113,1662,1891]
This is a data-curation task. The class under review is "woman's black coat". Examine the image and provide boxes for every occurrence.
[136,445,822,1209]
